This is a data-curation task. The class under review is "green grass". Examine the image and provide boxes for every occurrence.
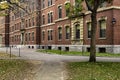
[0,52,15,58]
[37,49,120,57]
[0,59,32,80]
[0,52,33,80]
[67,62,120,80]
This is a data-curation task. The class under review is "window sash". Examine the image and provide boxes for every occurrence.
[99,20,106,38]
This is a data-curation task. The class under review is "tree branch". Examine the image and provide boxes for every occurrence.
[85,0,93,12]
[94,0,99,11]
[6,0,30,15]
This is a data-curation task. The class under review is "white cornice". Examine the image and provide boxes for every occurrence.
[41,23,55,27]
[41,4,55,11]
[55,17,69,22]
[85,6,120,15]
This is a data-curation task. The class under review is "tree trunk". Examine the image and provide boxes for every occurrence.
[89,11,97,62]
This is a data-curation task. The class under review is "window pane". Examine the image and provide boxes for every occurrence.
[75,24,80,39]
[58,6,62,18]
[87,22,91,38]
[100,20,106,38]
[58,27,62,40]
[66,26,70,39]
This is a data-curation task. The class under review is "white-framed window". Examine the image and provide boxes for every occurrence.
[99,20,106,38]
[87,22,91,38]
[32,32,34,41]
[48,30,53,41]
[42,31,45,41]
[58,6,62,18]
[42,15,45,24]
[48,12,53,23]
[48,0,52,6]
[75,24,80,39]
[58,27,62,40]
[65,26,70,39]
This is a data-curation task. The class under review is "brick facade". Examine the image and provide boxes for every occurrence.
[8,0,41,49]
[0,10,9,47]
[1,0,120,53]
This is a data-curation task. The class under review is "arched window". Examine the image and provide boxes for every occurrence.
[58,6,62,18]
[75,24,80,39]
[65,3,70,16]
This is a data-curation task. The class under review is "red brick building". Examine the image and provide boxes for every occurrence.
[1,0,120,53]
[0,10,9,47]
[40,0,120,53]
[83,0,120,53]
[9,0,41,49]
[40,0,72,50]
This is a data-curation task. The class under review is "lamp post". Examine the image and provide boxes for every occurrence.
[112,18,116,25]
[112,18,116,53]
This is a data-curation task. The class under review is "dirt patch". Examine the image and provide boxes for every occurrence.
[23,60,42,80]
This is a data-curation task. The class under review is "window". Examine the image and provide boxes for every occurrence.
[26,20,28,28]
[32,32,34,41]
[29,19,31,27]
[42,0,45,8]
[99,20,106,38]
[66,26,70,39]
[100,0,107,7]
[48,12,53,23]
[50,12,53,23]
[48,13,50,23]
[50,30,53,40]
[12,26,14,31]
[42,31,45,41]
[32,17,34,26]
[87,22,91,38]
[65,3,70,16]
[75,24,80,39]
[25,33,27,41]
[48,0,52,6]
[48,30,50,40]
[29,33,31,41]
[51,0,52,5]
[48,30,53,41]
[19,22,21,29]
[58,6,62,18]
[58,27,62,40]
[12,16,14,21]
[15,24,16,30]
[42,15,45,24]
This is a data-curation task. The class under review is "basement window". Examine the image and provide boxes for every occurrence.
[42,46,44,49]
[99,48,106,53]
[87,47,90,52]
[58,47,61,50]
[28,46,30,49]
[65,47,69,51]
[32,46,34,49]
[48,46,51,50]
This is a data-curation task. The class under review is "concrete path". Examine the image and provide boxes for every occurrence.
[0,47,120,80]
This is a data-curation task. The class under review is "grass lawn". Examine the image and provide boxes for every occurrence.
[0,59,33,80]
[37,49,120,57]
[0,52,33,80]
[66,62,120,80]
[0,52,15,58]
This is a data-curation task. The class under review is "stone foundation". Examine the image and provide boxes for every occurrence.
[40,45,120,54]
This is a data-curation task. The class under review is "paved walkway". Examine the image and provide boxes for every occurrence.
[0,47,120,80]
